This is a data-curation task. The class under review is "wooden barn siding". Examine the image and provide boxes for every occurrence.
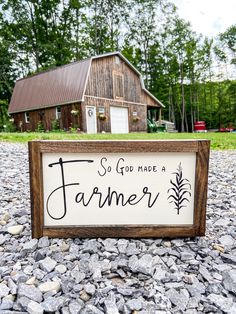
[12,103,82,132]
[85,55,159,108]
[85,55,139,101]
[141,92,159,107]
[84,96,147,132]
[60,103,82,130]
[85,57,113,99]
[12,112,27,131]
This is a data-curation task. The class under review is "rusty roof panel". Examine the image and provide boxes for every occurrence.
[8,58,91,113]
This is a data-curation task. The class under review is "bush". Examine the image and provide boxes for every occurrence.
[36,121,44,132]
[51,119,60,131]
[0,121,16,132]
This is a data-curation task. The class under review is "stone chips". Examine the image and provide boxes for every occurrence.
[0,143,235,313]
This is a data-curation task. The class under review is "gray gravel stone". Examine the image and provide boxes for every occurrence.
[0,144,236,313]
[71,265,86,283]
[38,281,60,293]
[126,298,143,311]
[68,301,83,313]
[39,256,57,272]
[82,239,100,254]
[154,293,172,310]
[198,265,212,282]
[84,283,96,295]
[8,278,17,295]
[166,288,189,311]
[129,254,154,275]
[223,269,236,294]
[34,251,45,262]
[208,293,236,313]
[18,284,43,303]
[7,225,24,235]
[153,266,166,281]
[0,298,14,310]
[104,300,119,314]
[214,218,230,226]
[180,251,195,261]
[42,296,65,312]
[126,242,140,256]
[102,238,118,253]
[0,283,10,298]
[22,239,38,252]
[117,239,129,254]
[221,253,236,264]
[38,237,49,248]
[1,310,27,314]
[186,275,206,297]
[85,304,104,314]
[17,296,31,310]
[187,296,200,309]
[219,234,235,247]
[55,264,67,274]
[27,300,43,314]
[117,287,134,296]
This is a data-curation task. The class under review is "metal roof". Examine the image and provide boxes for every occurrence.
[8,58,91,113]
[9,52,164,114]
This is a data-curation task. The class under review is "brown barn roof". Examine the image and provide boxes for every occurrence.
[9,58,91,113]
[9,52,164,114]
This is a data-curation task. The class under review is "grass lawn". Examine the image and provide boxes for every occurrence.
[0,131,236,150]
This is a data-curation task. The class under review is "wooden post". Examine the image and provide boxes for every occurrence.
[158,108,162,125]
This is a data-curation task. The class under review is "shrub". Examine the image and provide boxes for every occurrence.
[51,119,60,131]
[36,121,44,132]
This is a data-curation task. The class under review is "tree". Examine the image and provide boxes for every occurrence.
[70,0,89,60]
[123,0,160,86]
[0,0,77,72]
[86,0,128,55]
[219,25,236,66]
[0,13,17,129]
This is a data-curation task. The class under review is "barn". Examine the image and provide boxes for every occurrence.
[8,52,164,133]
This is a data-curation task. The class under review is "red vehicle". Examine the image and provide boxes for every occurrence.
[194,121,207,132]
[219,127,234,132]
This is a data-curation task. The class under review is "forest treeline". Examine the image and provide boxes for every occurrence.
[0,0,235,131]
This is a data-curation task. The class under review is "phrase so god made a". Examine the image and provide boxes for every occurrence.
[97,157,166,176]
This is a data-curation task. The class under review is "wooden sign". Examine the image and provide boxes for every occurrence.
[29,140,210,238]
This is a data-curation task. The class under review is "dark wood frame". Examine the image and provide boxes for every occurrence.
[29,140,210,238]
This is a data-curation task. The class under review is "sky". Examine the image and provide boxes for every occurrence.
[172,0,236,37]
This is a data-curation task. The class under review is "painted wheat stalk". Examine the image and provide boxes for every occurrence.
[167,162,191,215]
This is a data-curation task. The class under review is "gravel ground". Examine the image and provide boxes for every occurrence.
[0,142,236,314]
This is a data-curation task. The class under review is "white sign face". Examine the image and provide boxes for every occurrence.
[42,152,196,226]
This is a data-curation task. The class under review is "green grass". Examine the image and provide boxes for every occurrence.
[0,131,236,150]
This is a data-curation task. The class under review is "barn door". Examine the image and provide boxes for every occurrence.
[86,106,97,134]
[110,106,129,134]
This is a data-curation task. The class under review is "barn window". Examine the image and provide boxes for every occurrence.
[113,72,124,98]
[25,112,30,123]
[56,106,61,119]
[115,56,120,65]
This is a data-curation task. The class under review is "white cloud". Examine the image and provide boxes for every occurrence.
[172,0,236,37]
